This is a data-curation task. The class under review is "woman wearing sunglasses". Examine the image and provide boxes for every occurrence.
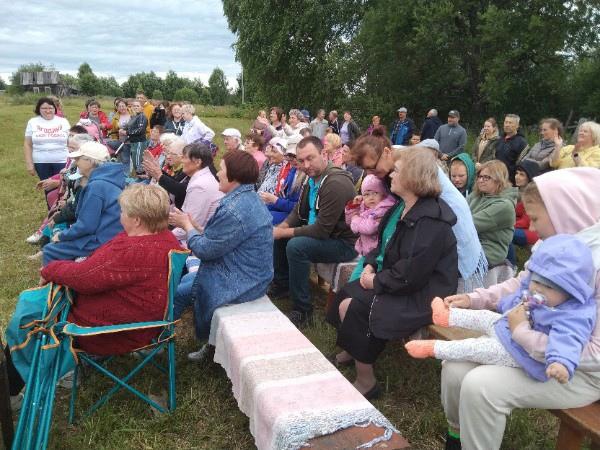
[468,160,518,287]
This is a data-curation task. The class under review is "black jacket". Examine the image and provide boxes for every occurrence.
[158,169,189,210]
[150,107,167,128]
[364,197,458,340]
[421,116,443,140]
[495,131,528,183]
[328,118,343,135]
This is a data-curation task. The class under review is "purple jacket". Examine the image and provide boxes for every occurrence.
[494,234,596,381]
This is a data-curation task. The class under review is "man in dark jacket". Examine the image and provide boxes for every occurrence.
[390,107,415,145]
[328,110,342,135]
[496,114,528,183]
[271,136,357,326]
[420,108,443,140]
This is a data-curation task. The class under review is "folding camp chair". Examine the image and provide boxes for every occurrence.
[65,249,189,423]
[8,283,75,450]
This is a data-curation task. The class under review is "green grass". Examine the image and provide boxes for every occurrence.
[0,95,559,449]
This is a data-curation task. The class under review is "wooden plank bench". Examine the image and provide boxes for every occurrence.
[429,324,600,450]
[208,296,410,449]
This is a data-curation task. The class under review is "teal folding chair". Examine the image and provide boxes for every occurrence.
[7,283,76,450]
[65,249,189,423]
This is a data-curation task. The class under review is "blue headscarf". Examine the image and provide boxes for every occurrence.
[437,167,488,291]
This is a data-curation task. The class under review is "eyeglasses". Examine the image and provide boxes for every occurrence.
[477,174,492,181]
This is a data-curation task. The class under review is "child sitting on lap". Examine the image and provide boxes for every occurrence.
[406,234,596,383]
[345,174,396,282]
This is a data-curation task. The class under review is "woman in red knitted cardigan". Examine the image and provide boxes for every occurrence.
[40,183,183,355]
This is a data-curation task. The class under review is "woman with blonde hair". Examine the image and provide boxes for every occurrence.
[326,147,458,399]
[550,121,600,169]
[472,117,499,170]
[468,160,518,286]
[322,132,344,166]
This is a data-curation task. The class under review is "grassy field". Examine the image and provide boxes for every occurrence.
[0,95,559,449]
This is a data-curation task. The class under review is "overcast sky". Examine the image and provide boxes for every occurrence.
[0,0,240,87]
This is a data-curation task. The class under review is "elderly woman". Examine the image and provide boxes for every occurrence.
[181,104,215,145]
[222,128,244,152]
[118,100,148,175]
[143,136,188,209]
[259,136,305,225]
[79,99,111,139]
[24,97,71,181]
[519,118,563,173]
[6,184,183,407]
[283,109,309,136]
[322,133,344,167]
[472,117,500,170]
[164,103,185,136]
[450,153,476,197]
[439,168,600,450]
[257,138,286,193]
[169,143,223,242]
[468,160,518,286]
[326,148,458,398]
[170,150,273,353]
[42,142,125,266]
[550,120,600,169]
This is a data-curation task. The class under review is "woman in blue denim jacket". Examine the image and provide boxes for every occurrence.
[171,150,273,351]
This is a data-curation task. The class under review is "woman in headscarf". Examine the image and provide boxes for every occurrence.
[450,153,476,197]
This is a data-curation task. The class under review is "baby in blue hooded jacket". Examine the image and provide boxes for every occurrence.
[406,234,596,383]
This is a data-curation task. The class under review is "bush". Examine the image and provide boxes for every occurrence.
[173,87,198,104]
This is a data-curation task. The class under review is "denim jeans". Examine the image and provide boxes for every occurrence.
[507,229,528,266]
[273,236,357,314]
[173,271,196,319]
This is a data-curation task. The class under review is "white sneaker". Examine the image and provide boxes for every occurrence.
[57,370,80,389]
[26,232,42,244]
[187,344,209,362]
[10,393,23,411]
[27,250,43,261]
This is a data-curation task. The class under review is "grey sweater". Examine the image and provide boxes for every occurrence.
[435,124,467,156]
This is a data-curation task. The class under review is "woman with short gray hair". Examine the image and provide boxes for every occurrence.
[42,141,125,266]
[283,108,309,136]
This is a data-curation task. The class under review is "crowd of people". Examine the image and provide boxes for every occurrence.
[12,94,600,449]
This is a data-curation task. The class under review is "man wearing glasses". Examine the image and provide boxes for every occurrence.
[270,136,357,327]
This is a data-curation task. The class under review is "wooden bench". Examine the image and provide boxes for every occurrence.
[429,324,600,450]
[208,296,410,449]
[315,259,360,310]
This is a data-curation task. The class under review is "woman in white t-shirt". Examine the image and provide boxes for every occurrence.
[24,97,70,180]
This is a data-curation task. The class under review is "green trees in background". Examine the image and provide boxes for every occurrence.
[223,0,600,126]
[8,63,233,105]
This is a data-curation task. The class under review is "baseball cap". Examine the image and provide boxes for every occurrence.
[68,141,110,161]
[448,110,460,118]
[269,137,287,154]
[285,134,302,155]
[221,128,242,138]
[397,107,408,113]
[420,139,440,152]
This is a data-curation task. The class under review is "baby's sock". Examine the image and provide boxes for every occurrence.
[431,297,450,327]
[405,340,436,358]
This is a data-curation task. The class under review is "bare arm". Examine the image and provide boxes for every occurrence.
[24,136,36,176]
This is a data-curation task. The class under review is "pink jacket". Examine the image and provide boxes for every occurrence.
[345,195,397,256]
[172,167,224,242]
[468,168,600,370]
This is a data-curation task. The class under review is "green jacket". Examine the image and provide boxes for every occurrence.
[467,187,518,267]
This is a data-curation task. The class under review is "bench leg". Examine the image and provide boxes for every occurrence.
[555,421,584,450]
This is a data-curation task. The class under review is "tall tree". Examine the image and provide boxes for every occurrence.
[222,0,365,109]
[208,68,230,105]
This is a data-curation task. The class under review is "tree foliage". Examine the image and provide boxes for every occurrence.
[173,87,199,104]
[208,68,230,105]
[224,0,600,126]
